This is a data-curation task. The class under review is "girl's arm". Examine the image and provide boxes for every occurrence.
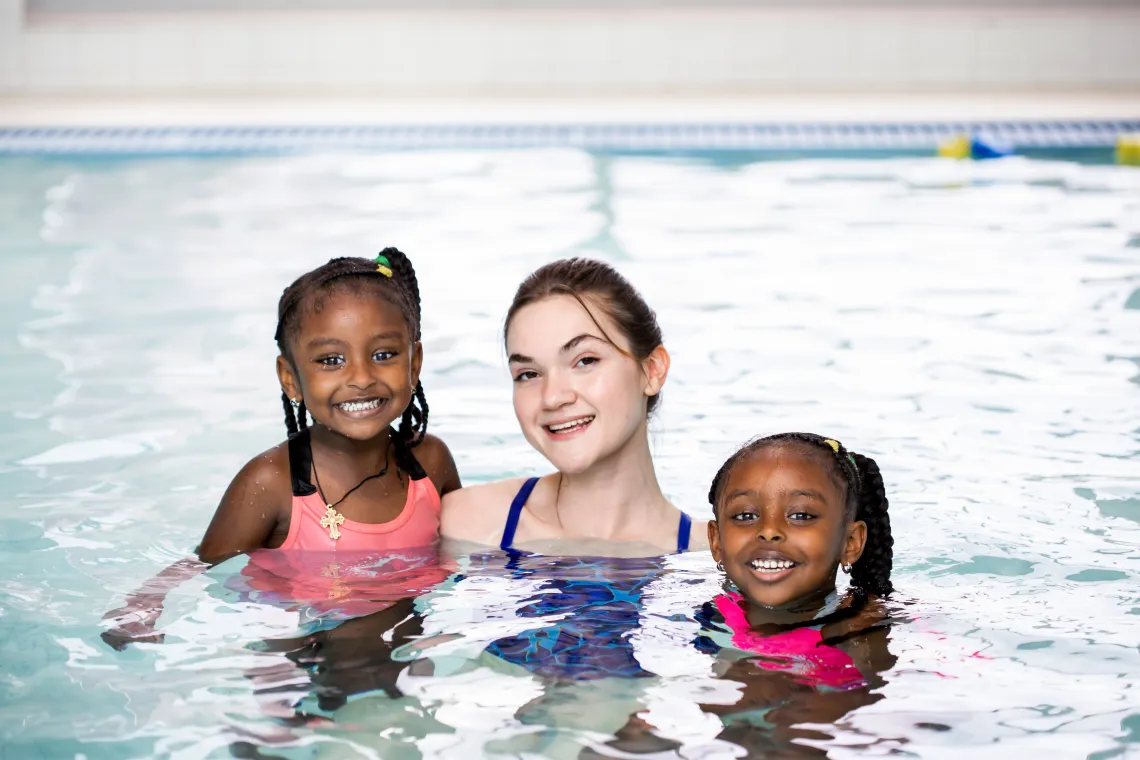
[824,599,898,689]
[102,447,291,650]
[100,556,210,650]
[198,445,292,563]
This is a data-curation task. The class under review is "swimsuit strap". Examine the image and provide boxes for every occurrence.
[287,429,318,497]
[501,477,540,551]
[399,439,429,481]
[677,512,692,553]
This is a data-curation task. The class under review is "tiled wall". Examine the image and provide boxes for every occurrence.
[1,0,1138,95]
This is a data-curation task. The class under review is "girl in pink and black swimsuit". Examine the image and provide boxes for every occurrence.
[701,432,896,692]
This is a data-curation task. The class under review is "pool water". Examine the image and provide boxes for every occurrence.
[1,149,1138,759]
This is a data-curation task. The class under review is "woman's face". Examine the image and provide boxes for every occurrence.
[506,295,662,475]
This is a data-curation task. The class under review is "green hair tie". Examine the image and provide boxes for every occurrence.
[374,253,393,278]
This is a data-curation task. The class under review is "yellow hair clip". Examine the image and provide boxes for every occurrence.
[823,439,841,453]
[374,253,393,278]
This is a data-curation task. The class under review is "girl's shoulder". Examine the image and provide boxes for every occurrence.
[440,476,535,544]
[227,440,295,501]
[410,433,461,496]
[198,441,295,563]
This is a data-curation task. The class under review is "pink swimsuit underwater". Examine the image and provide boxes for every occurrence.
[715,591,867,691]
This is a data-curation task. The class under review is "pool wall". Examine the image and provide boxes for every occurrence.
[1,0,1139,98]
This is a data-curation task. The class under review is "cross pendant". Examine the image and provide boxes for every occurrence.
[320,505,346,540]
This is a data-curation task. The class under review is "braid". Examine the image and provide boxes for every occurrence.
[849,452,894,596]
[280,392,309,438]
[708,432,893,597]
[272,248,430,454]
[379,247,430,459]
[281,392,298,437]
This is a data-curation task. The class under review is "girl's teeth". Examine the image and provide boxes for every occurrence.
[339,399,381,412]
[548,416,595,432]
[750,559,795,571]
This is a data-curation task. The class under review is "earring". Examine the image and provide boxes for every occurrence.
[716,562,724,572]
[290,398,300,408]
[841,563,852,574]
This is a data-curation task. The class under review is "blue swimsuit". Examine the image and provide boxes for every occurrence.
[499,476,691,554]
[483,477,691,681]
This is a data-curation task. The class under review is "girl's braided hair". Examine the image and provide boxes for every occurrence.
[273,248,428,475]
[707,432,894,596]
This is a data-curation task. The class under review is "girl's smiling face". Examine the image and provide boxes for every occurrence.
[708,446,866,610]
[506,294,667,475]
[277,288,421,441]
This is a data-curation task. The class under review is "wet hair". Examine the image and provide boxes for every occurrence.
[707,432,894,597]
[504,257,664,415]
[273,248,429,473]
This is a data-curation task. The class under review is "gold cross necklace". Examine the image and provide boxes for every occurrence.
[312,440,391,540]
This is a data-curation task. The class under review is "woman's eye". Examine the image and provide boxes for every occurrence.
[316,355,345,367]
[574,356,599,368]
[372,350,397,362]
[513,370,538,383]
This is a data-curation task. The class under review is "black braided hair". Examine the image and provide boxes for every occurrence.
[273,248,429,473]
[707,432,894,597]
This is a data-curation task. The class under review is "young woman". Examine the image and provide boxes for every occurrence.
[441,257,705,556]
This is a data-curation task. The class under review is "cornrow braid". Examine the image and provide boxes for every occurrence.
[273,248,430,472]
[848,451,893,596]
[707,432,894,597]
[281,392,309,437]
[378,248,430,476]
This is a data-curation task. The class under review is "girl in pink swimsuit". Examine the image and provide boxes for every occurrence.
[702,432,895,691]
[103,250,461,648]
[199,248,461,562]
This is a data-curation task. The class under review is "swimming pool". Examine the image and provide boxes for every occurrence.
[1,147,1138,758]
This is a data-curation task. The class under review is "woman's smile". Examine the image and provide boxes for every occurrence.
[543,415,595,438]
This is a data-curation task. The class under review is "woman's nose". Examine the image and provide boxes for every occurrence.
[541,371,575,409]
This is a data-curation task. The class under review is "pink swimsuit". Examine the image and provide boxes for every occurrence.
[277,428,441,552]
[234,429,445,618]
[715,592,867,691]
[240,547,448,618]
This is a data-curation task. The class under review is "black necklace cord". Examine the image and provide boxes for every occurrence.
[311,436,392,511]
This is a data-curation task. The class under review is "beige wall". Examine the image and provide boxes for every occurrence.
[1,0,1138,97]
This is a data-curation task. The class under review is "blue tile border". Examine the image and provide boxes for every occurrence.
[1,120,1138,155]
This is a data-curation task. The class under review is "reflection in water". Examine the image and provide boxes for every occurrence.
[695,593,898,758]
[249,551,895,758]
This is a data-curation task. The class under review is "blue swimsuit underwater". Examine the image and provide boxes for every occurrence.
[480,477,691,681]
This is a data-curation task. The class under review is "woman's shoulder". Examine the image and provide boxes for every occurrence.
[440,476,534,543]
[683,509,711,551]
